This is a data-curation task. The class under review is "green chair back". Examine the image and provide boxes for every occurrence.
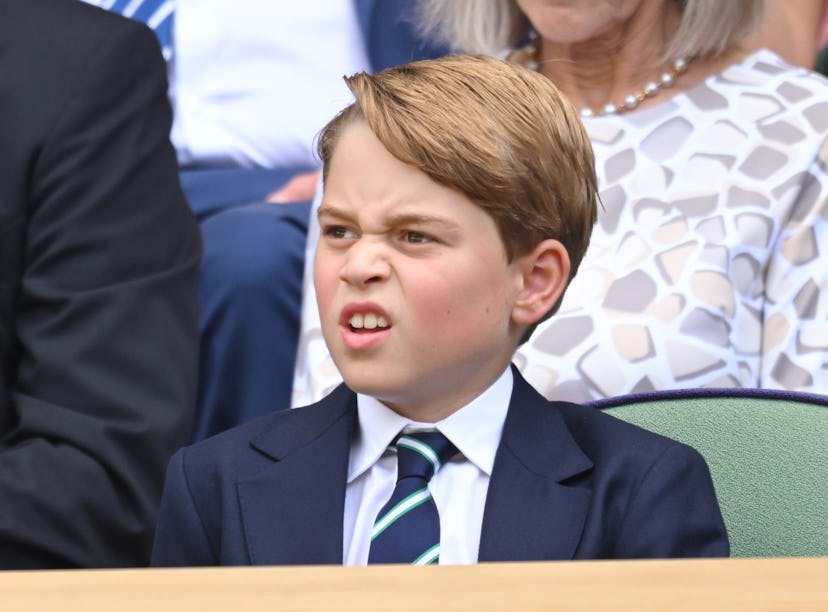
[589,389,828,557]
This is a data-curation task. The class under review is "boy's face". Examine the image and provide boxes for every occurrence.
[314,120,526,422]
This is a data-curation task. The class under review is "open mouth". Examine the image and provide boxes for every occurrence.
[348,312,390,332]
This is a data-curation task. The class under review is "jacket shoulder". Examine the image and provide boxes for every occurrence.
[554,399,702,465]
[180,384,356,475]
[2,0,153,43]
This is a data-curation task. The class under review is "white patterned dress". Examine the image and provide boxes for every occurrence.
[292,49,828,406]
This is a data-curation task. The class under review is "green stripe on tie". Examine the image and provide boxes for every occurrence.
[413,543,440,565]
[371,488,431,540]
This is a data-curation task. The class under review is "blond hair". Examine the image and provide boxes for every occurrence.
[416,0,765,62]
[318,54,598,338]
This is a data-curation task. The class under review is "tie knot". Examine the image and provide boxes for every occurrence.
[394,431,457,483]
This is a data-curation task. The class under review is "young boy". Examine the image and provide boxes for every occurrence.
[151,55,728,566]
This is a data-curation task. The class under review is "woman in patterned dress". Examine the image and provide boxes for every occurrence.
[292,0,828,404]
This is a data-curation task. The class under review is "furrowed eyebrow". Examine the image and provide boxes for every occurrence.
[317,204,353,222]
[318,205,460,232]
[385,213,459,231]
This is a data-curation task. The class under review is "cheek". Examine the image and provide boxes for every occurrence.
[408,265,512,330]
[313,257,337,319]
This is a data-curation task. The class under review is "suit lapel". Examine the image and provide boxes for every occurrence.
[478,367,593,562]
[236,385,357,565]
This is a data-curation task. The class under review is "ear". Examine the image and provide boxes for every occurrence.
[511,239,571,326]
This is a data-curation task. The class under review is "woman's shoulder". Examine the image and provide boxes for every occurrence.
[717,48,828,111]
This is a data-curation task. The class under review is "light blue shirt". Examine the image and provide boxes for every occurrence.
[83,0,371,168]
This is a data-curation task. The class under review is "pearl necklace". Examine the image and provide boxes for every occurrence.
[522,40,690,118]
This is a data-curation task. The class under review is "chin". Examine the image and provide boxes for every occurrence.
[343,377,388,397]
[338,367,390,395]
[341,369,412,404]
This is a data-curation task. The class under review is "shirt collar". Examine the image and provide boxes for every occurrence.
[348,367,513,482]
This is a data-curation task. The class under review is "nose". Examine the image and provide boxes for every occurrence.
[340,236,390,287]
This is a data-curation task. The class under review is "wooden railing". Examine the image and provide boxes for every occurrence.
[1,556,826,611]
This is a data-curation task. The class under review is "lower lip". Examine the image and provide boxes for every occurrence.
[340,326,391,350]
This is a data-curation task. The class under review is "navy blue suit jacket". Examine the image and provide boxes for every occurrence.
[152,368,728,565]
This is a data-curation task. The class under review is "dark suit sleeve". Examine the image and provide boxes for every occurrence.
[614,443,730,558]
[0,17,201,567]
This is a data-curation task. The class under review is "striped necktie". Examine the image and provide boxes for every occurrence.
[105,0,175,61]
[368,431,458,565]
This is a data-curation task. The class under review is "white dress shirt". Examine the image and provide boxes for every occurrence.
[343,367,513,565]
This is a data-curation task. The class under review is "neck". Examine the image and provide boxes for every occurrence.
[532,1,684,114]
[379,361,512,423]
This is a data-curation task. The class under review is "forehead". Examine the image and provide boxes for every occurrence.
[319,122,512,265]
[322,122,484,219]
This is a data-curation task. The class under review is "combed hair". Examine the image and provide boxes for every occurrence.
[416,0,765,62]
[318,54,598,337]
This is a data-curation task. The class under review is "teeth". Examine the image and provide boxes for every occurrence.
[349,313,389,329]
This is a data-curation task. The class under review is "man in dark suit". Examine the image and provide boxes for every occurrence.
[151,55,728,566]
[0,0,200,568]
